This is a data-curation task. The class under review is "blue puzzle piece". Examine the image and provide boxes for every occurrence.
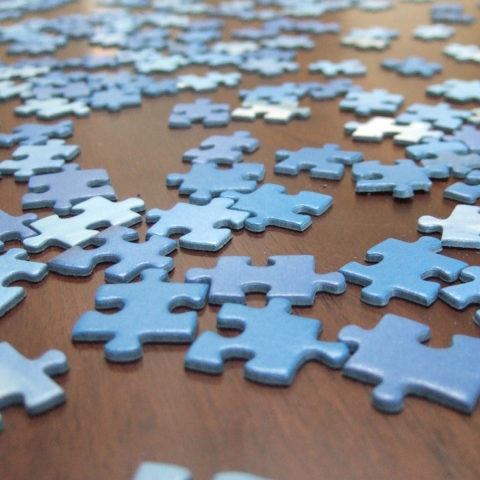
[140,78,178,97]
[48,225,176,283]
[381,56,443,78]
[427,79,480,103]
[340,89,404,117]
[420,152,480,179]
[239,57,300,77]
[308,59,367,77]
[340,237,467,306]
[238,83,307,104]
[185,255,345,305]
[22,163,116,215]
[0,210,38,251]
[352,159,432,198]
[167,163,265,205]
[221,183,332,232]
[89,87,142,112]
[275,144,364,180]
[445,125,480,153]
[304,79,362,101]
[169,98,230,128]
[431,3,475,24]
[0,120,73,146]
[185,298,349,386]
[444,171,480,204]
[338,314,480,413]
[72,268,208,362]
[406,138,469,160]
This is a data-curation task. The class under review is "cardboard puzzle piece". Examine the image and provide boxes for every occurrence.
[185,298,349,385]
[431,2,475,24]
[308,59,367,76]
[232,101,310,123]
[413,24,455,40]
[381,56,442,77]
[167,163,265,205]
[0,210,37,251]
[134,53,189,73]
[22,163,116,215]
[418,205,480,248]
[405,138,469,160]
[444,173,480,204]
[221,183,332,232]
[23,197,145,253]
[443,43,480,62]
[146,199,249,251]
[275,144,364,180]
[427,79,480,103]
[169,98,230,128]
[0,80,33,100]
[239,57,300,77]
[185,255,345,305]
[15,98,90,119]
[89,87,142,112]
[444,125,480,153]
[340,237,467,306]
[340,89,404,116]
[176,71,241,92]
[262,34,315,50]
[0,120,73,147]
[238,82,307,104]
[420,152,480,178]
[305,78,362,100]
[48,225,177,283]
[339,314,480,413]
[72,268,208,362]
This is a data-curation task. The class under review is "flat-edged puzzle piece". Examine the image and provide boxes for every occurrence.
[418,205,480,248]
[340,237,467,306]
[239,57,300,77]
[0,342,68,428]
[48,226,176,283]
[420,152,480,178]
[445,125,480,153]
[22,164,116,215]
[238,82,307,104]
[0,120,73,147]
[308,59,366,77]
[167,163,265,205]
[221,183,332,232]
[413,23,455,40]
[176,72,241,92]
[15,98,90,119]
[185,298,348,385]
[169,98,230,128]
[338,314,480,413]
[406,138,469,160]
[23,197,145,253]
[352,160,432,198]
[427,79,480,103]
[89,87,142,112]
[381,56,443,78]
[340,89,404,117]
[0,139,80,181]
[232,101,310,124]
[72,268,207,362]
[0,210,37,252]
[0,248,47,317]
[185,255,345,305]
[275,144,363,180]
[146,199,249,251]
[182,131,259,165]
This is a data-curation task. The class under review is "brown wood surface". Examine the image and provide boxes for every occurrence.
[0,1,480,479]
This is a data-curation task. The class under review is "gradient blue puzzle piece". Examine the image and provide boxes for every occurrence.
[340,237,467,306]
[72,268,208,362]
[185,298,349,385]
[169,98,230,128]
[381,56,443,78]
[221,183,332,232]
[0,210,38,252]
[0,120,73,146]
[338,314,480,413]
[340,89,404,117]
[406,138,469,160]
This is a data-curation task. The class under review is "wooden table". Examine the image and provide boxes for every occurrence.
[1,1,480,479]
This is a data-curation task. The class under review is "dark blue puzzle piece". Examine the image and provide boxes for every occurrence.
[169,98,230,128]
[340,237,468,306]
[406,138,469,160]
[340,89,404,117]
[0,210,38,252]
[381,56,443,78]
[185,298,349,386]
[0,120,73,147]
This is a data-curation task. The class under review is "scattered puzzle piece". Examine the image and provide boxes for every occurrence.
[431,2,475,24]
[308,59,367,77]
[176,71,241,92]
[0,120,73,147]
[340,89,404,116]
[444,125,480,153]
[169,98,230,128]
[420,152,480,178]
[444,173,480,204]
[405,138,469,160]
[0,210,37,251]
[15,98,90,119]
[427,79,480,103]
[381,56,443,78]
[232,101,310,123]
[238,82,307,104]
[262,34,315,50]
[443,43,480,63]
[413,23,455,40]
[89,87,142,112]
[305,78,362,100]
[239,57,300,77]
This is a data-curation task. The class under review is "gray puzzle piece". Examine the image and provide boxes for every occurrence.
[0,210,37,252]
[338,314,480,413]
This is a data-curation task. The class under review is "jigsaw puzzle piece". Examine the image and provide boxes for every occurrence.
[406,138,469,160]
[420,152,480,179]
[0,120,73,146]
[221,183,332,232]
[444,174,480,204]
[444,125,480,153]
[0,210,37,251]
[340,89,404,116]
[308,59,367,77]
[340,237,467,306]
[232,101,310,123]
[238,83,307,104]
[72,268,208,362]
[396,103,471,131]
[381,56,442,77]
[146,198,249,251]
[176,71,241,92]
[15,98,90,119]
[338,314,480,413]
[185,298,349,385]
[427,79,480,103]
[305,79,362,101]
[169,98,230,128]
[89,87,142,112]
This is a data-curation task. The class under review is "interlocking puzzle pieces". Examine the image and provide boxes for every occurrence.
[185,255,345,306]
[0,342,68,430]
[340,89,404,117]
[146,199,249,251]
[176,71,242,92]
[0,210,37,252]
[444,125,480,153]
[0,120,73,147]
[22,164,116,215]
[308,59,367,77]
[0,139,80,181]
[169,98,230,128]
[418,205,480,248]
[221,183,332,232]
[431,2,475,24]
[232,101,310,124]
[182,131,259,165]
[23,197,145,253]
[275,144,364,180]
[185,298,349,386]
[48,226,176,283]
[352,160,432,198]
[444,171,480,204]
[72,268,208,362]
[413,23,455,41]
[427,79,480,103]
[381,56,443,78]
[15,98,90,119]
[338,314,480,413]
[340,237,467,306]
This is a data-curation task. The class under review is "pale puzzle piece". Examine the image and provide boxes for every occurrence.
[0,342,68,430]
[232,101,310,123]
[427,79,480,103]
[169,98,230,128]
[340,237,467,306]
[338,314,480,413]
[15,98,90,119]
[341,36,390,50]
[444,125,480,153]
[308,59,367,76]
[72,268,207,362]
[239,57,300,77]
[185,255,345,305]
[418,205,480,248]
[185,298,349,385]
[0,210,37,252]
[443,43,480,63]
[238,83,307,104]
[23,197,145,253]
[340,89,404,116]
[413,24,455,40]
[146,198,249,251]
[262,34,315,50]
[48,225,176,283]
[221,183,332,232]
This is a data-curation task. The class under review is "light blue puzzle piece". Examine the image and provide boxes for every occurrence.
[0,210,37,252]
[169,98,230,128]
[396,103,471,131]
[420,152,480,179]
[381,56,442,77]
[185,298,349,385]
[308,59,367,77]
[72,268,208,363]
[427,79,480,103]
[238,82,306,104]
[340,88,404,117]
[406,138,469,160]
[444,171,480,203]
[221,183,332,232]
[339,314,480,413]
[0,120,73,146]
[445,125,480,153]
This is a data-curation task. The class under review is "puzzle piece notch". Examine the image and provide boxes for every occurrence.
[340,237,467,306]
[340,89,404,117]
[72,268,208,362]
[0,210,38,251]
[169,98,230,128]
[338,314,480,413]
[0,120,73,147]
[185,298,349,386]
